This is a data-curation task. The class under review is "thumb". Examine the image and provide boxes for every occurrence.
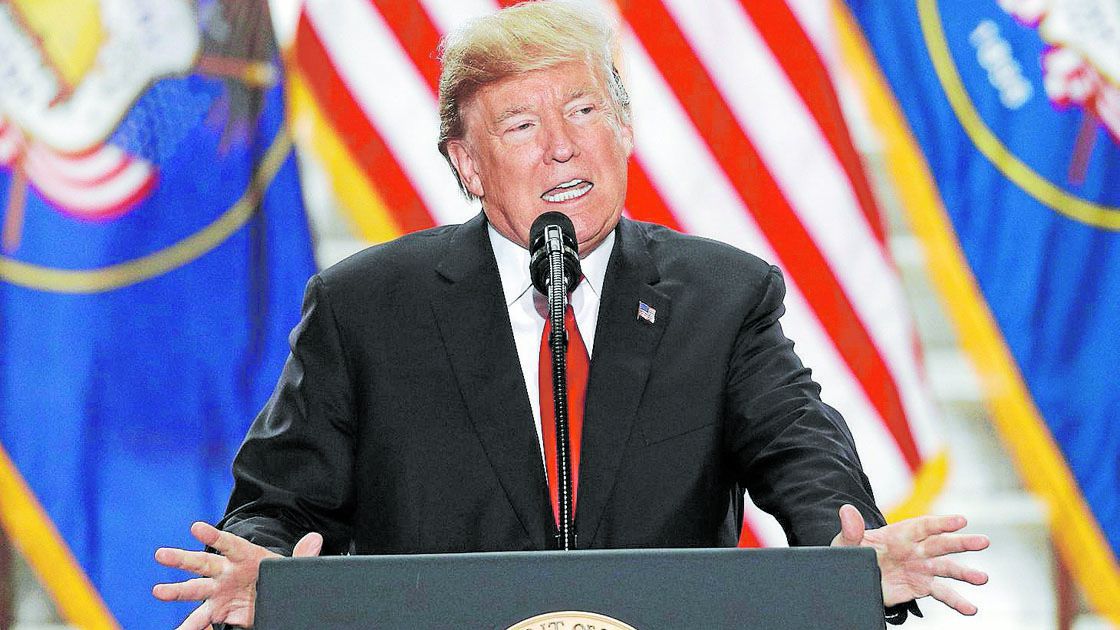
[292,532,324,558]
[832,504,866,547]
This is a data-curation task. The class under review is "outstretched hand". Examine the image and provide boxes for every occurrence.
[153,522,323,630]
[831,504,990,615]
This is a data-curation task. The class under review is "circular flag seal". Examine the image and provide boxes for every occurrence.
[917,0,1120,229]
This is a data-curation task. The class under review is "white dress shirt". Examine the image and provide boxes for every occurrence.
[487,223,615,457]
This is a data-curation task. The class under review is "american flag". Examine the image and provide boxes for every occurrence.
[0,116,156,222]
[637,300,656,324]
[287,0,944,546]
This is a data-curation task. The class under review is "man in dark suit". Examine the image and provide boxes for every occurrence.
[153,2,988,628]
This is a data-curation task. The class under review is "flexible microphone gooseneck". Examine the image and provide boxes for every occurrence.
[528,212,581,551]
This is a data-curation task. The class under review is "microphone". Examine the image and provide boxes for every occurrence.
[529,212,582,298]
[527,211,580,550]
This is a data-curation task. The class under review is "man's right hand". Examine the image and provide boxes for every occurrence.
[153,521,323,630]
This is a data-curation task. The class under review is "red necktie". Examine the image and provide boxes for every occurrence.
[538,306,589,527]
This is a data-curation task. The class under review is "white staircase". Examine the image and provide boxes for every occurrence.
[882,220,1061,628]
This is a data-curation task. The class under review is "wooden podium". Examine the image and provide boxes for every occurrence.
[255,547,885,629]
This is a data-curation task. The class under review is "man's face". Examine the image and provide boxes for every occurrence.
[446,61,633,255]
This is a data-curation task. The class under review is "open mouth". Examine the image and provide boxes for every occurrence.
[541,179,594,203]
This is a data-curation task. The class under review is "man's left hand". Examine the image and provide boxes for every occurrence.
[830,504,990,615]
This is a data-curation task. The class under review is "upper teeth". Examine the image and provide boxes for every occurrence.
[543,180,591,202]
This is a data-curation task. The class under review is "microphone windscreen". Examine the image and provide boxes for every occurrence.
[528,212,581,296]
[529,212,577,254]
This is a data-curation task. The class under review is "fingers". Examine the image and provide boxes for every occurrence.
[174,601,214,630]
[155,547,225,577]
[293,532,324,558]
[189,522,222,547]
[912,514,968,539]
[833,504,866,547]
[929,580,978,616]
[927,558,990,586]
[921,533,991,558]
[153,577,216,602]
[190,521,251,562]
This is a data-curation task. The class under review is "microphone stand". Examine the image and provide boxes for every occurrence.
[544,225,576,551]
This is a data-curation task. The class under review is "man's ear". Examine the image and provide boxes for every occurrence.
[446,140,484,198]
[620,122,634,158]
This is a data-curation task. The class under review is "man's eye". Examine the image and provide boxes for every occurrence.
[511,122,534,132]
[575,106,595,115]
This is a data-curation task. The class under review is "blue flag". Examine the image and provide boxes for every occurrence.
[0,1,315,627]
[843,0,1120,621]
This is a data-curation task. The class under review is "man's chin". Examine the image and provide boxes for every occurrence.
[575,225,617,258]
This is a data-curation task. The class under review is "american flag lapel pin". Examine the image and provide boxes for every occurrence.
[637,300,656,324]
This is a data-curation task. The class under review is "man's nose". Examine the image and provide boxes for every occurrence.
[544,121,580,163]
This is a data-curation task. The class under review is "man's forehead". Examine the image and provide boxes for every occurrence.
[492,87,597,120]
[467,64,607,121]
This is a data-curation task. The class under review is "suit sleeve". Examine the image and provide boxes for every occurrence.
[217,274,357,555]
[723,265,886,546]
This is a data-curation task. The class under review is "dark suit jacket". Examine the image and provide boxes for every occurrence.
[219,213,885,555]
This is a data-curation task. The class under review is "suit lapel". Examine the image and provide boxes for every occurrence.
[576,219,671,547]
[430,214,553,549]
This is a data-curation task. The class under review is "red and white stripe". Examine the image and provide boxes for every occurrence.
[0,115,156,220]
[301,0,477,226]
[0,119,20,164]
[292,0,942,548]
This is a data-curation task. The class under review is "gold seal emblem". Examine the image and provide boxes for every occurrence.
[507,610,639,630]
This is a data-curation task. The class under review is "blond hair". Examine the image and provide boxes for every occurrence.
[436,0,630,198]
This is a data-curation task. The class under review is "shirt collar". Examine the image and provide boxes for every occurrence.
[487,221,615,307]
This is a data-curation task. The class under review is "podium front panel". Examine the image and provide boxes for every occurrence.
[256,547,884,629]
